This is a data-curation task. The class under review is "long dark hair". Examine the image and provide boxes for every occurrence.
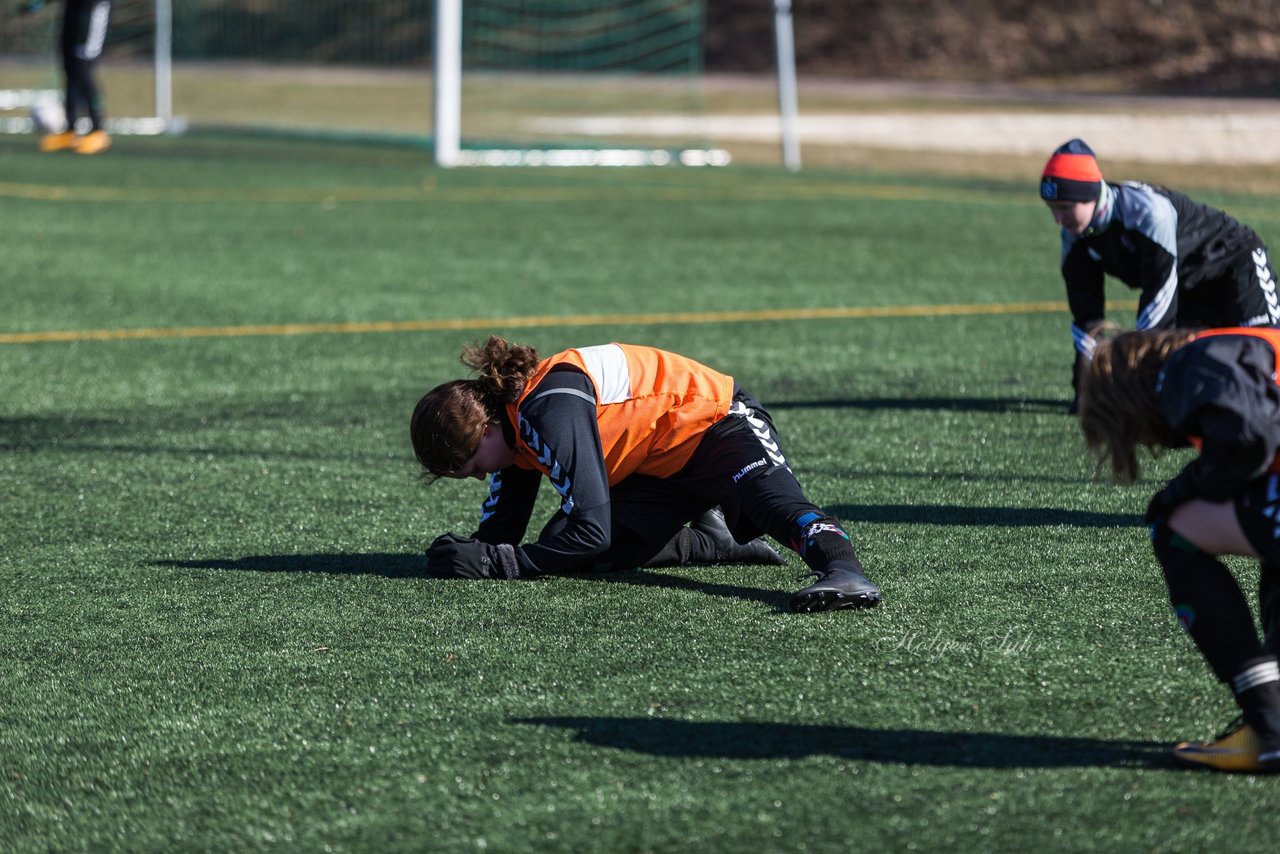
[409,336,542,476]
[1079,329,1194,483]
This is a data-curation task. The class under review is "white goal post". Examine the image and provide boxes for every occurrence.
[773,0,801,171]
[432,0,801,169]
[433,0,463,168]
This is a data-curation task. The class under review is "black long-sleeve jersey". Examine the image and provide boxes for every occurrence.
[1063,181,1268,361]
[1157,333,1280,503]
[469,366,613,577]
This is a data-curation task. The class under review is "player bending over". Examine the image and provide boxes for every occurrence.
[1040,138,1280,412]
[410,336,881,612]
[1081,326,1280,772]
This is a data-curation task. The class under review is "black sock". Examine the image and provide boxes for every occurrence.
[1260,562,1280,657]
[1152,520,1264,683]
[1233,657,1280,742]
[793,512,862,575]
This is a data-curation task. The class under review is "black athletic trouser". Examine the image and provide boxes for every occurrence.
[540,388,852,571]
[60,0,111,131]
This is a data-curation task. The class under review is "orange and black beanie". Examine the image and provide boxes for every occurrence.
[1040,138,1103,202]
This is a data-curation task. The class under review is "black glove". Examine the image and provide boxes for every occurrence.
[425,533,520,580]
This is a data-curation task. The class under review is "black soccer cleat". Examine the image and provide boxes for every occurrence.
[732,537,788,567]
[692,507,786,566]
[790,566,882,612]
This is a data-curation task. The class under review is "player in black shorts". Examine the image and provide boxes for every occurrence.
[1080,326,1280,772]
[410,336,882,612]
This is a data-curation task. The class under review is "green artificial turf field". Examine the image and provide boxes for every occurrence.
[4,133,1280,851]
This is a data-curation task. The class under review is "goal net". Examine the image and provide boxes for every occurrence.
[438,0,727,166]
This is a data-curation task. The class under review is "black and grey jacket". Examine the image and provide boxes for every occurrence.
[1063,181,1271,363]
[469,366,613,576]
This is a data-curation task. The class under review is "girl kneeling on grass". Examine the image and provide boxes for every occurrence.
[1081,326,1280,772]
[410,336,881,613]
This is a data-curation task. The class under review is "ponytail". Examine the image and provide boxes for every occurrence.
[460,336,542,412]
[410,337,541,477]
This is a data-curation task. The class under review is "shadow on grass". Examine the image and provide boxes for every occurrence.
[768,396,1065,414]
[829,504,1142,528]
[151,553,427,578]
[150,556,797,609]
[592,568,793,611]
[514,716,1171,769]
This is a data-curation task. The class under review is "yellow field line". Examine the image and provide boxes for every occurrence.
[0,300,1113,346]
[0,179,1024,206]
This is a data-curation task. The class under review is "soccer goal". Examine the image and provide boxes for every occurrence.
[0,0,173,136]
[434,0,730,167]
[2,0,799,168]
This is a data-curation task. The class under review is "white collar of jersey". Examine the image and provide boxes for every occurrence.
[1084,182,1115,236]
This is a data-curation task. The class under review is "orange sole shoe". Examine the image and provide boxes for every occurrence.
[1172,721,1280,773]
[74,130,112,155]
[38,131,78,153]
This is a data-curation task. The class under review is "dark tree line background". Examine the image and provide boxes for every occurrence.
[705,0,1280,96]
[9,0,1278,96]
